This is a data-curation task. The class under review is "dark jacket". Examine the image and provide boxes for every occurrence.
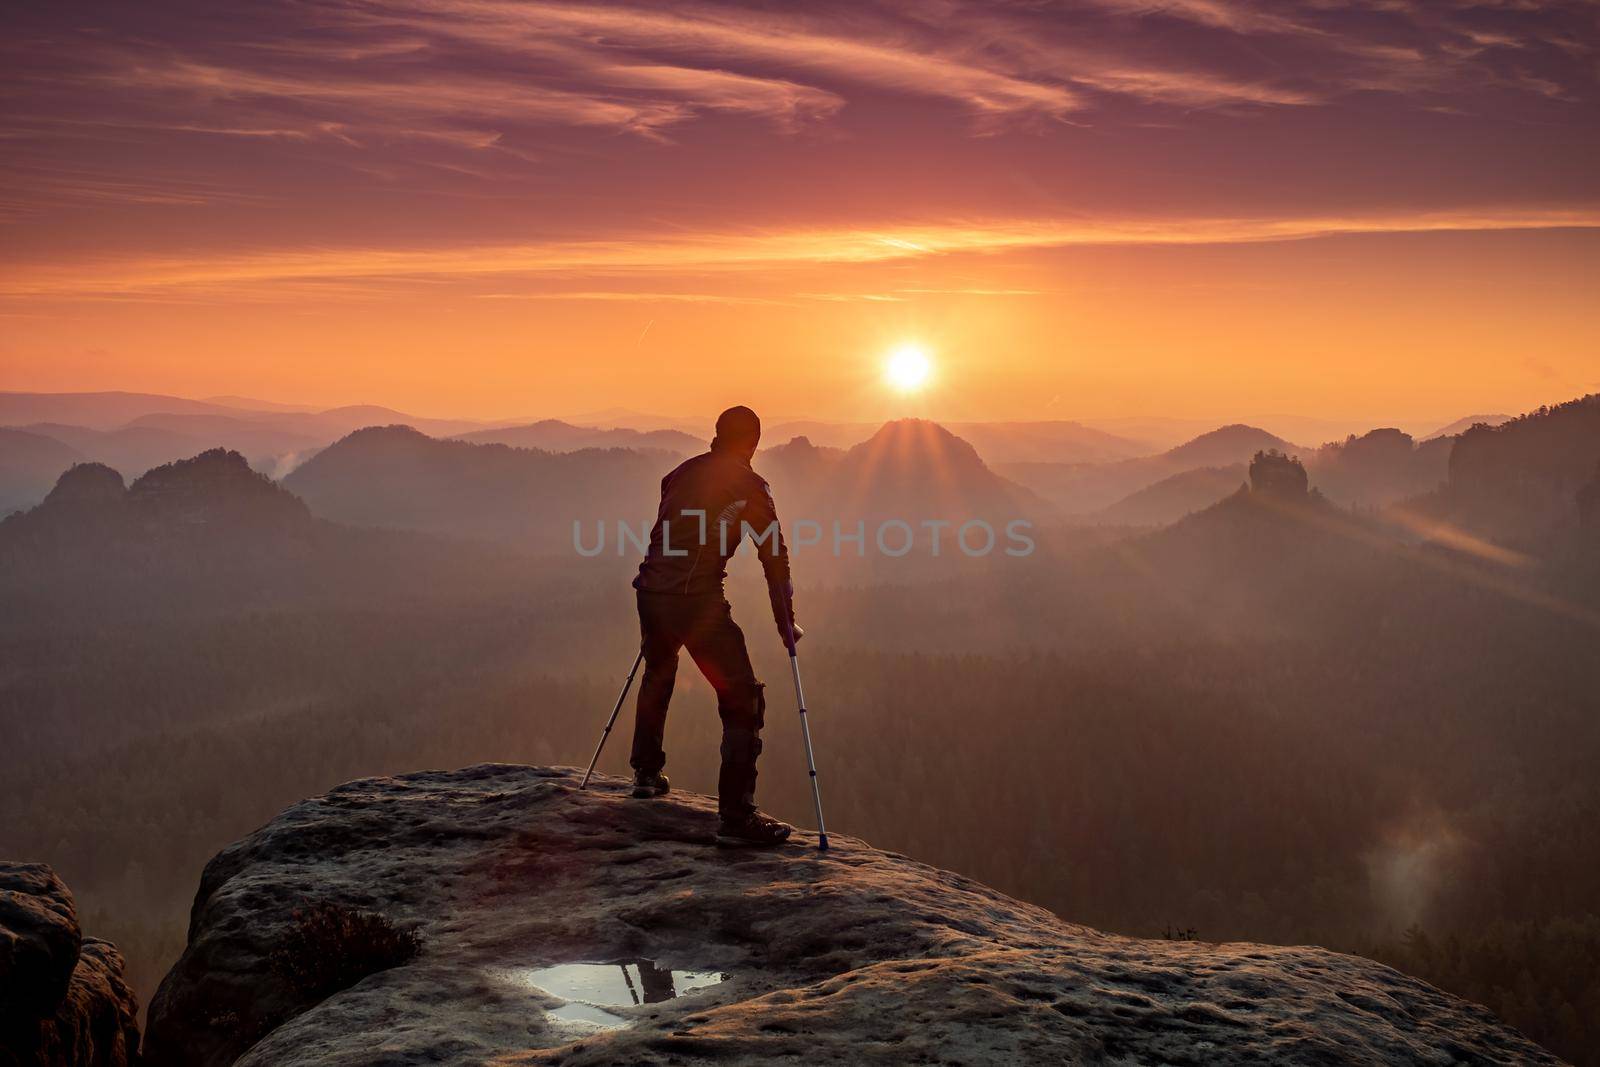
[633,446,794,629]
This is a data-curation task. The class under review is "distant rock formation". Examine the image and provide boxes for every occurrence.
[1249,449,1309,497]
[145,766,1556,1066]
[0,862,140,1066]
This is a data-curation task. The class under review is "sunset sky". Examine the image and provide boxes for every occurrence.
[2,0,1596,424]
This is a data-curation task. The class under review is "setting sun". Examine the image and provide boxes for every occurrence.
[885,343,934,393]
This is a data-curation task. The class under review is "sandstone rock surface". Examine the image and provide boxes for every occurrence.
[0,861,140,1067]
[145,765,1559,1066]
[0,862,81,1018]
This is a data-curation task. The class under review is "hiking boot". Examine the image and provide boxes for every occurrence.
[632,771,670,798]
[715,810,793,848]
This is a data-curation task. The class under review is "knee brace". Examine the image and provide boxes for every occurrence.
[718,679,766,731]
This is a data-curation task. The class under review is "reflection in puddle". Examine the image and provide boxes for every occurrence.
[508,961,729,1032]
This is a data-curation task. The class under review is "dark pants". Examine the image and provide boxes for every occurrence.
[630,589,765,819]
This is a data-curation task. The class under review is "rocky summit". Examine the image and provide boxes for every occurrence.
[145,765,1557,1066]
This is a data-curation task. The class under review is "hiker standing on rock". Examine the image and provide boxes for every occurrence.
[630,405,802,847]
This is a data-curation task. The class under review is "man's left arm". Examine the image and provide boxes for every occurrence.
[747,478,800,647]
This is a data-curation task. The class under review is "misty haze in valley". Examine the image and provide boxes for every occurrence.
[3,390,1598,1061]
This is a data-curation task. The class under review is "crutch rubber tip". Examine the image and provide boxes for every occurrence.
[817,835,830,851]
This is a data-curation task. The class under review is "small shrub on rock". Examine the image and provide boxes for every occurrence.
[268,904,420,1000]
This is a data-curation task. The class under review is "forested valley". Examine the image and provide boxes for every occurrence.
[3,407,1599,1062]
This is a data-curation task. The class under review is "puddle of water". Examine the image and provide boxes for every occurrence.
[548,1001,629,1029]
[505,961,729,1032]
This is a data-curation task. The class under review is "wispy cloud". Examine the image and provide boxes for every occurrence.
[896,287,1046,296]
[1,0,1592,271]
[385,0,1083,122]
[7,208,1597,300]
[99,56,815,141]
[476,290,790,304]
[1067,67,1318,107]
[797,287,1048,302]
[795,292,910,303]
[1082,0,1318,37]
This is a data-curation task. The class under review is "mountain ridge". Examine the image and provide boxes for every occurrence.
[998,423,1299,515]
[453,418,703,455]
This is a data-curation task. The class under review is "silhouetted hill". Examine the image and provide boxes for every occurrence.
[1399,395,1600,547]
[757,434,845,485]
[839,419,1041,518]
[267,405,487,441]
[1422,413,1512,441]
[1074,415,1223,450]
[1095,464,1246,526]
[2,392,504,483]
[282,426,663,550]
[1084,414,1373,450]
[202,395,321,414]
[0,427,83,514]
[1059,427,1468,524]
[2,450,309,555]
[763,419,1152,464]
[758,420,1042,530]
[1166,424,1299,467]
[0,447,580,639]
[453,419,703,455]
[0,391,238,430]
[943,420,1152,463]
[44,461,127,508]
[0,451,323,628]
[115,409,495,476]
[281,421,1040,558]
[560,408,710,435]
[130,449,310,530]
[1304,428,1451,508]
[999,424,1301,515]
[1105,452,1402,636]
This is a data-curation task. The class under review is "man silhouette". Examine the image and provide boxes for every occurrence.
[629,405,801,847]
